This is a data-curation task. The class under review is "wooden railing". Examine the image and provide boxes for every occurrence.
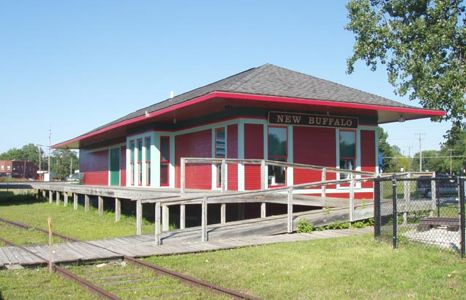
[180,157,375,194]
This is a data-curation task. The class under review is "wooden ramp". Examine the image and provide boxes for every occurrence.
[0,228,372,267]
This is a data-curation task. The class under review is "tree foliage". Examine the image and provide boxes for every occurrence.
[346,0,466,126]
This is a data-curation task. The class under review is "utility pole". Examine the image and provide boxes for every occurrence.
[70,157,73,176]
[449,149,453,175]
[48,129,51,180]
[415,133,425,172]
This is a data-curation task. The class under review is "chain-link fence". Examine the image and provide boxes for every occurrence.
[374,175,465,258]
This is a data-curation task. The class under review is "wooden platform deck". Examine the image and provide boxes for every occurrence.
[0,227,372,267]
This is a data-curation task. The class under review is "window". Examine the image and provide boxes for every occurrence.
[129,140,135,185]
[339,130,356,180]
[160,136,170,186]
[268,126,287,186]
[215,128,226,187]
[137,139,143,185]
[145,137,151,186]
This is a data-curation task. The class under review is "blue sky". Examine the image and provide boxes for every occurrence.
[0,0,450,156]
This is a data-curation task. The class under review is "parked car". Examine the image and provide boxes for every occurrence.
[66,173,82,183]
[416,175,458,201]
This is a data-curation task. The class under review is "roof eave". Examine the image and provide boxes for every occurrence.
[53,91,445,149]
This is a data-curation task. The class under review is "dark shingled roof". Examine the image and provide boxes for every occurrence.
[97,63,413,131]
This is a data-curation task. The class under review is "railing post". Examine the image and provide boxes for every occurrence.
[220,203,226,224]
[349,174,355,222]
[180,204,186,229]
[136,200,142,236]
[287,187,293,233]
[73,193,78,210]
[260,160,267,190]
[221,159,226,193]
[201,197,208,242]
[391,176,398,249]
[162,205,169,232]
[180,158,186,194]
[321,168,327,198]
[155,201,161,245]
[374,176,381,239]
[115,198,121,222]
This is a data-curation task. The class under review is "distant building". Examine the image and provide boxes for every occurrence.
[0,160,38,179]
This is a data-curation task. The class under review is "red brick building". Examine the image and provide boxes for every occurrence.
[55,64,443,198]
[0,160,38,179]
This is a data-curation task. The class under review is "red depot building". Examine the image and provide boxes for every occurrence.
[54,64,443,199]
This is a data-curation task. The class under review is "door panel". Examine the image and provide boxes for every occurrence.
[109,148,120,186]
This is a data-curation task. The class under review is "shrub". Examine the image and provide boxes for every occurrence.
[296,218,314,233]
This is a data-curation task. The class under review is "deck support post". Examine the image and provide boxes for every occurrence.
[287,187,293,233]
[261,202,266,218]
[36,189,40,199]
[321,168,327,198]
[73,193,78,210]
[221,159,226,193]
[84,195,90,212]
[179,204,185,229]
[42,190,46,199]
[220,203,226,224]
[162,205,169,232]
[55,191,60,205]
[64,193,68,207]
[115,198,121,222]
[155,202,161,245]
[48,190,53,203]
[98,196,104,216]
[180,158,186,194]
[349,175,355,222]
[260,160,266,190]
[136,200,142,236]
[201,197,208,242]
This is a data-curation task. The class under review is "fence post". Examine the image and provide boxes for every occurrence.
[180,158,186,194]
[431,171,437,216]
[349,174,355,222]
[321,168,327,198]
[374,176,381,239]
[459,177,465,258]
[155,201,161,245]
[391,176,398,249]
[287,187,293,233]
[201,197,208,242]
[221,159,226,193]
[260,160,266,190]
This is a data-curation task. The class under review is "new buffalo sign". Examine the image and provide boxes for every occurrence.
[268,111,358,128]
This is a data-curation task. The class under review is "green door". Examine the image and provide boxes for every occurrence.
[109,148,120,186]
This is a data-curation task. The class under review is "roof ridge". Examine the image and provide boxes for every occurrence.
[223,63,271,91]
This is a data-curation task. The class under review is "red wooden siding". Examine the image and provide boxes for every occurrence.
[244,124,263,190]
[120,146,126,186]
[79,149,109,185]
[175,130,212,189]
[361,130,376,189]
[293,127,336,186]
[227,124,238,191]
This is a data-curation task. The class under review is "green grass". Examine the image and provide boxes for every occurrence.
[0,268,97,300]
[0,191,153,241]
[145,234,465,299]
[67,260,223,299]
[0,223,64,246]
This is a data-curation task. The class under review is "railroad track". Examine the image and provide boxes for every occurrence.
[0,217,258,300]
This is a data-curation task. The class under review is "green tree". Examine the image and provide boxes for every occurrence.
[346,0,466,127]
[378,127,395,171]
[50,149,78,180]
